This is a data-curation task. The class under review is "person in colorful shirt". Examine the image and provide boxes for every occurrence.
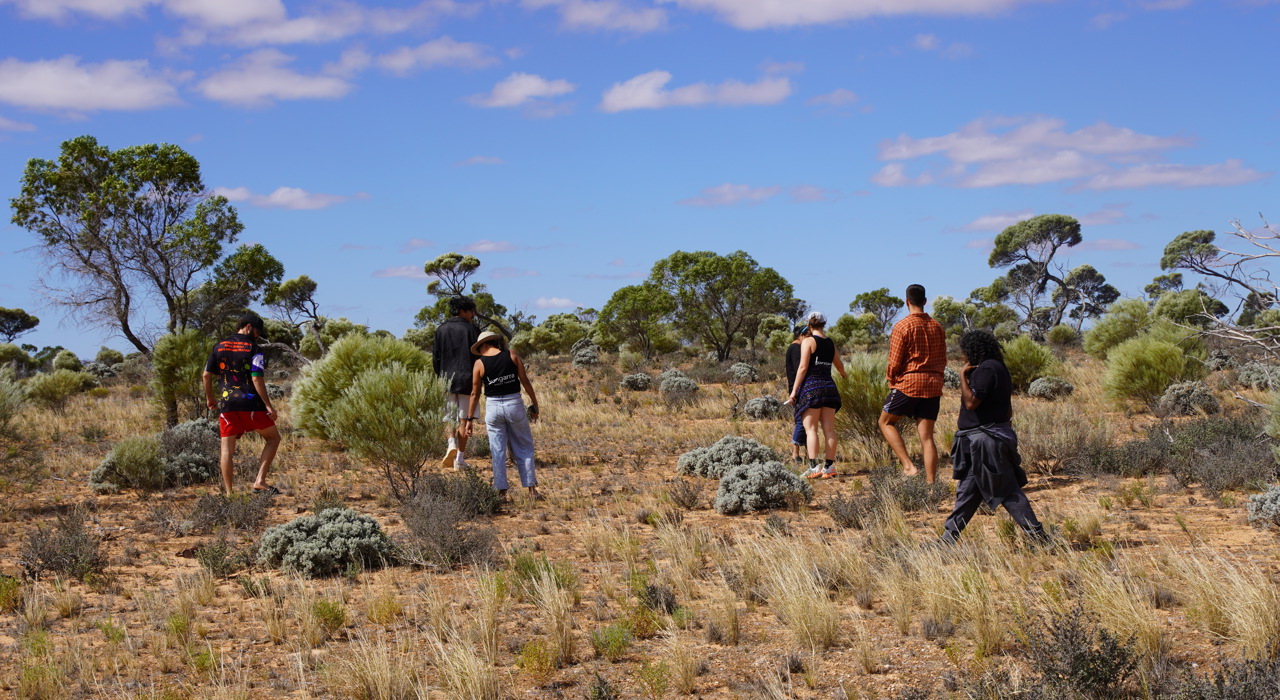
[879,284,947,483]
[202,314,281,495]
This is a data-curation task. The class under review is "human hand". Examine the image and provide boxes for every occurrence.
[206,398,217,410]
[265,405,277,420]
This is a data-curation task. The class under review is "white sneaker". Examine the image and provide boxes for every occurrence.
[803,465,823,479]
[821,466,837,479]
[442,446,459,470]
[454,456,470,471]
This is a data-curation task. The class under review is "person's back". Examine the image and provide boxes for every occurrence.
[434,316,480,394]
[887,313,946,398]
[957,358,1012,429]
[807,336,836,378]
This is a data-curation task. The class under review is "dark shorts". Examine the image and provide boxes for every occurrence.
[220,411,275,438]
[882,390,940,421]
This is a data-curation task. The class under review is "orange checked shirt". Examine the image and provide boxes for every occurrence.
[886,312,947,398]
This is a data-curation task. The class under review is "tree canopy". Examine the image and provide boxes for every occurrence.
[0,308,39,343]
[597,283,678,358]
[850,288,903,339]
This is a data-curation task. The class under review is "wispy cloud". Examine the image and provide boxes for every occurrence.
[679,183,782,207]
[1075,238,1141,251]
[912,33,974,59]
[807,88,857,107]
[0,56,183,112]
[213,185,356,210]
[377,37,499,74]
[457,155,505,166]
[534,296,582,309]
[467,72,576,109]
[873,115,1268,190]
[961,210,1037,232]
[608,258,625,266]
[373,265,429,280]
[0,115,36,131]
[463,239,519,253]
[600,71,790,112]
[198,49,351,107]
[659,0,1040,30]
[399,238,435,254]
[1078,203,1131,226]
[521,0,667,32]
[965,238,995,250]
[790,185,839,202]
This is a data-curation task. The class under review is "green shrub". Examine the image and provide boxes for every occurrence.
[868,466,950,513]
[1153,289,1228,327]
[713,461,812,515]
[1045,324,1079,346]
[257,507,394,578]
[25,369,94,413]
[95,347,124,366]
[1084,298,1150,359]
[835,352,889,440]
[1102,335,1205,407]
[151,330,215,426]
[292,334,433,440]
[89,436,164,492]
[1001,335,1057,392]
[620,373,652,391]
[1239,361,1280,391]
[0,372,26,435]
[1167,415,1273,495]
[1026,606,1137,698]
[0,574,22,612]
[591,623,634,661]
[322,363,449,502]
[677,435,778,479]
[51,350,82,372]
[0,343,34,372]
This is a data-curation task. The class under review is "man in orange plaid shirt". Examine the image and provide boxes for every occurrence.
[878,284,948,483]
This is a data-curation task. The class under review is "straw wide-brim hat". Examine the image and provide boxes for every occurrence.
[471,331,505,356]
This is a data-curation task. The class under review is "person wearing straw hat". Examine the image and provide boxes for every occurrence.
[466,330,542,501]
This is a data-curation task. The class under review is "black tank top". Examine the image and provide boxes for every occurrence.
[480,351,521,397]
[807,336,835,379]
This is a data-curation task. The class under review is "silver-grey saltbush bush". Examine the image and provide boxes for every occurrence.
[1028,377,1075,401]
[1238,361,1280,391]
[727,362,758,384]
[660,375,699,405]
[743,396,784,420]
[257,507,394,578]
[714,461,812,515]
[620,373,652,391]
[1246,485,1280,529]
[1155,381,1220,417]
[677,435,778,479]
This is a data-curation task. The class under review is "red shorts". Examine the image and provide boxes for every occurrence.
[219,411,275,438]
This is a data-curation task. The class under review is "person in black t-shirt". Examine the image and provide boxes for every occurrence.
[941,329,1046,544]
[202,314,281,495]
[466,331,541,502]
[434,296,482,470]
[784,324,810,464]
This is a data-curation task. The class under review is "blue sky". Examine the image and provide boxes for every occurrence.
[0,0,1276,355]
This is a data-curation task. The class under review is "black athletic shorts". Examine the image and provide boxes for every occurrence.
[882,389,940,421]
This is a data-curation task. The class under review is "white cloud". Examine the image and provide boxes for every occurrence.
[1081,160,1269,190]
[0,0,153,20]
[197,50,351,107]
[1078,203,1130,226]
[463,239,519,253]
[656,0,1041,30]
[457,155,505,166]
[378,37,499,74]
[373,265,430,280]
[522,0,667,32]
[399,238,435,254]
[964,238,995,250]
[679,183,782,207]
[912,33,973,58]
[873,115,1267,190]
[534,296,581,309]
[790,185,839,202]
[0,56,182,112]
[600,71,790,112]
[164,0,285,27]
[181,0,469,46]
[213,185,351,210]
[807,88,858,106]
[467,73,576,108]
[961,210,1036,232]
[0,116,36,131]
[913,33,940,50]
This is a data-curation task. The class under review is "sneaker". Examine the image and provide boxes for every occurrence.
[820,466,837,479]
[803,465,823,479]
[454,456,470,471]
[442,446,459,470]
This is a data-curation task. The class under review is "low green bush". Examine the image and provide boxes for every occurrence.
[1083,298,1150,359]
[292,334,433,441]
[51,350,82,372]
[1045,324,1079,346]
[1102,335,1204,407]
[834,352,889,440]
[1001,335,1056,392]
[25,370,94,413]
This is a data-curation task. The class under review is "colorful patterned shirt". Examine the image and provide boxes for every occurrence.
[886,312,947,398]
[204,333,268,413]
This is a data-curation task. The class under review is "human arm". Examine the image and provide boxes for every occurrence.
[203,371,217,410]
[832,350,846,379]
[885,326,906,385]
[466,359,484,437]
[512,351,539,423]
[959,363,982,411]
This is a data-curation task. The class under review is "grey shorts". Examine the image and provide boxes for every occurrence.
[443,393,478,425]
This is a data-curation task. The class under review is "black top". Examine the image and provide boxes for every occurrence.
[958,359,1013,429]
[806,336,836,379]
[432,316,480,394]
[785,342,802,389]
[204,333,268,413]
[480,350,521,397]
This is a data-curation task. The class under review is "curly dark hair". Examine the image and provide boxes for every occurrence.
[448,296,477,316]
[959,329,1003,366]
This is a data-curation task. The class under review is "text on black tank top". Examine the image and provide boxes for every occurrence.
[480,351,521,396]
[807,336,835,378]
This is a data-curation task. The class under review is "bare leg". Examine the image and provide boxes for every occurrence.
[252,425,282,490]
[821,408,838,461]
[456,423,470,453]
[220,435,238,495]
[915,419,937,483]
[802,410,821,461]
[878,411,917,476]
